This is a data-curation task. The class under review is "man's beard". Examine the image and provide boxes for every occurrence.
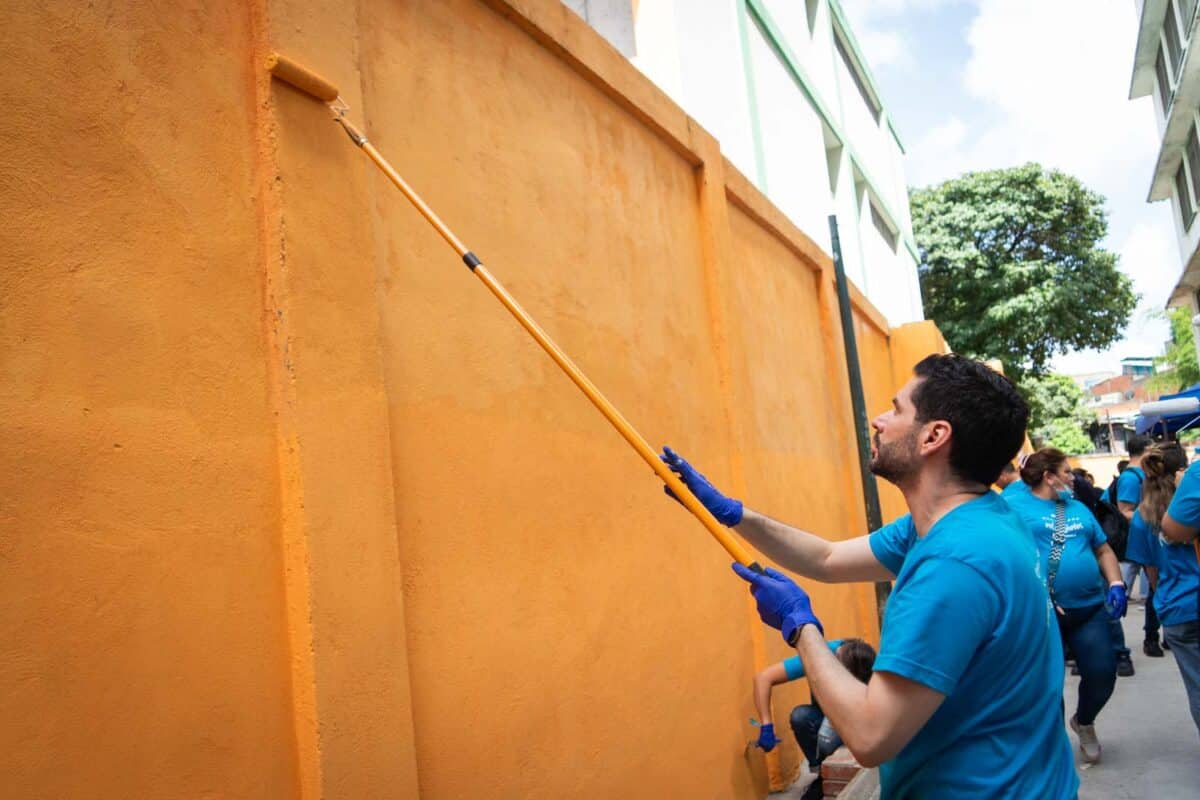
[870,429,920,485]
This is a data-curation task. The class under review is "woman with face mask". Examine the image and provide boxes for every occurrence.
[1004,447,1126,764]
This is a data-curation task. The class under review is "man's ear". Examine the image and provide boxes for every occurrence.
[918,420,953,457]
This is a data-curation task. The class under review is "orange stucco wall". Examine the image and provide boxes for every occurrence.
[1,1,939,797]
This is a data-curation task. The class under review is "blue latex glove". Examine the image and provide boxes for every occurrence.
[731,563,824,644]
[659,446,743,526]
[755,723,780,752]
[1107,582,1128,620]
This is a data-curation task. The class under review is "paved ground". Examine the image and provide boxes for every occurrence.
[1067,606,1200,799]
[772,610,1200,799]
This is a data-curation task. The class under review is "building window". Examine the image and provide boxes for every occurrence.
[1177,163,1196,229]
[1188,126,1200,205]
[833,29,882,122]
[1183,0,1198,35]
[869,202,897,250]
[1157,48,1173,112]
[1165,0,1184,76]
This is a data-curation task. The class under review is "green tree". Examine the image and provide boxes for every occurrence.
[1019,372,1093,452]
[911,164,1137,379]
[1149,306,1200,393]
[1020,373,1090,434]
[1041,418,1094,455]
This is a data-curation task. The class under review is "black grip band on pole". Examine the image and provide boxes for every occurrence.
[462,251,481,271]
[828,215,890,623]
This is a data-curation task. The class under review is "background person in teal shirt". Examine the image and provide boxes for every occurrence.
[1137,449,1200,739]
[1105,435,1149,519]
[751,638,875,796]
[663,355,1077,798]
[1003,448,1125,763]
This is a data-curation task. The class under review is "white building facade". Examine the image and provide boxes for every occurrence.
[1132,0,1200,315]
[565,0,925,327]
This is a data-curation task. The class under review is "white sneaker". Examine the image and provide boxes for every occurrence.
[1070,715,1102,763]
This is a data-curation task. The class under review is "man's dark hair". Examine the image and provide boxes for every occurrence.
[1000,462,1017,475]
[1126,435,1151,458]
[836,638,876,685]
[911,354,1030,486]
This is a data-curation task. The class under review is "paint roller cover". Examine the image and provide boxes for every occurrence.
[267,53,340,103]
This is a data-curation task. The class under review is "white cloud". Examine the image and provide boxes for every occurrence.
[882,0,1179,375]
[951,0,1158,192]
[1051,216,1176,374]
[898,0,1158,195]
[844,0,971,26]
[908,117,971,185]
[856,28,911,70]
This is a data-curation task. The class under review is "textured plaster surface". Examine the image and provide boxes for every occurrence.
[0,0,925,797]
[0,2,298,797]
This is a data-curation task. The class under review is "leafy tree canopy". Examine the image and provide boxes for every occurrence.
[911,164,1137,379]
[1020,372,1090,435]
[1149,306,1200,393]
[1042,417,1094,455]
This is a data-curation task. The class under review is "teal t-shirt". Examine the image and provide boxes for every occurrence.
[1001,479,1030,499]
[1003,490,1107,609]
[868,493,1077,799]
[782,640,843,681]
[1107,466,1145,506]
[1126,511,1200,627]
[1168,461,1200,529]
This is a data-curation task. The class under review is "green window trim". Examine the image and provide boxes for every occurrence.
[742,0,919,261]
[735,0,770,191]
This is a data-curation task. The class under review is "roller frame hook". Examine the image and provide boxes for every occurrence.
[328,97,367,147]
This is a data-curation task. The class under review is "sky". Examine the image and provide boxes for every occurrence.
[840,0,1180,377]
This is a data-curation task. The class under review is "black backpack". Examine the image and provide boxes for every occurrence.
[1093,499,1130,561]
[1096,471,1143,561]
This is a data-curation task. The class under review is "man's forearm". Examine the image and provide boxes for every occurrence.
[797,627,943,768]
[736,509,894,583]
[735,509,836,580]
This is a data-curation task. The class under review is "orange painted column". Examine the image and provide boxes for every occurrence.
[258,1,422,797]
[887,321,948,395]
[690,129,775,796]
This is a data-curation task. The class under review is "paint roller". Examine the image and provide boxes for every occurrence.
[266,54,764,573]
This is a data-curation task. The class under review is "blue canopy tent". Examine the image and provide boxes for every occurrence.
[1135,383,1200,436]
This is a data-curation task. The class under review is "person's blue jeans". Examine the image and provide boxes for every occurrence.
[789,703,842,768]
[1108,614,1131,660]
[1163,620,1200,738]
[1059,603,1117,725]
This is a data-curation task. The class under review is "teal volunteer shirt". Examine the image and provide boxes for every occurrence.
[1000,478,1030,499]
[868,492,1077,799]
[1126,511,1200,627]
[1003,489,1108,609]
[1106,466,1145,506]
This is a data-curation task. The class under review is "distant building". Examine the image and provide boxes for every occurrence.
[1085,370,1163,452]
[1069,371,1119,392]
[563,0,924,327]
[1121,356,1157,377]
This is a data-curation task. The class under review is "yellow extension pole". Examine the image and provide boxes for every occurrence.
[267,53,763,572]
